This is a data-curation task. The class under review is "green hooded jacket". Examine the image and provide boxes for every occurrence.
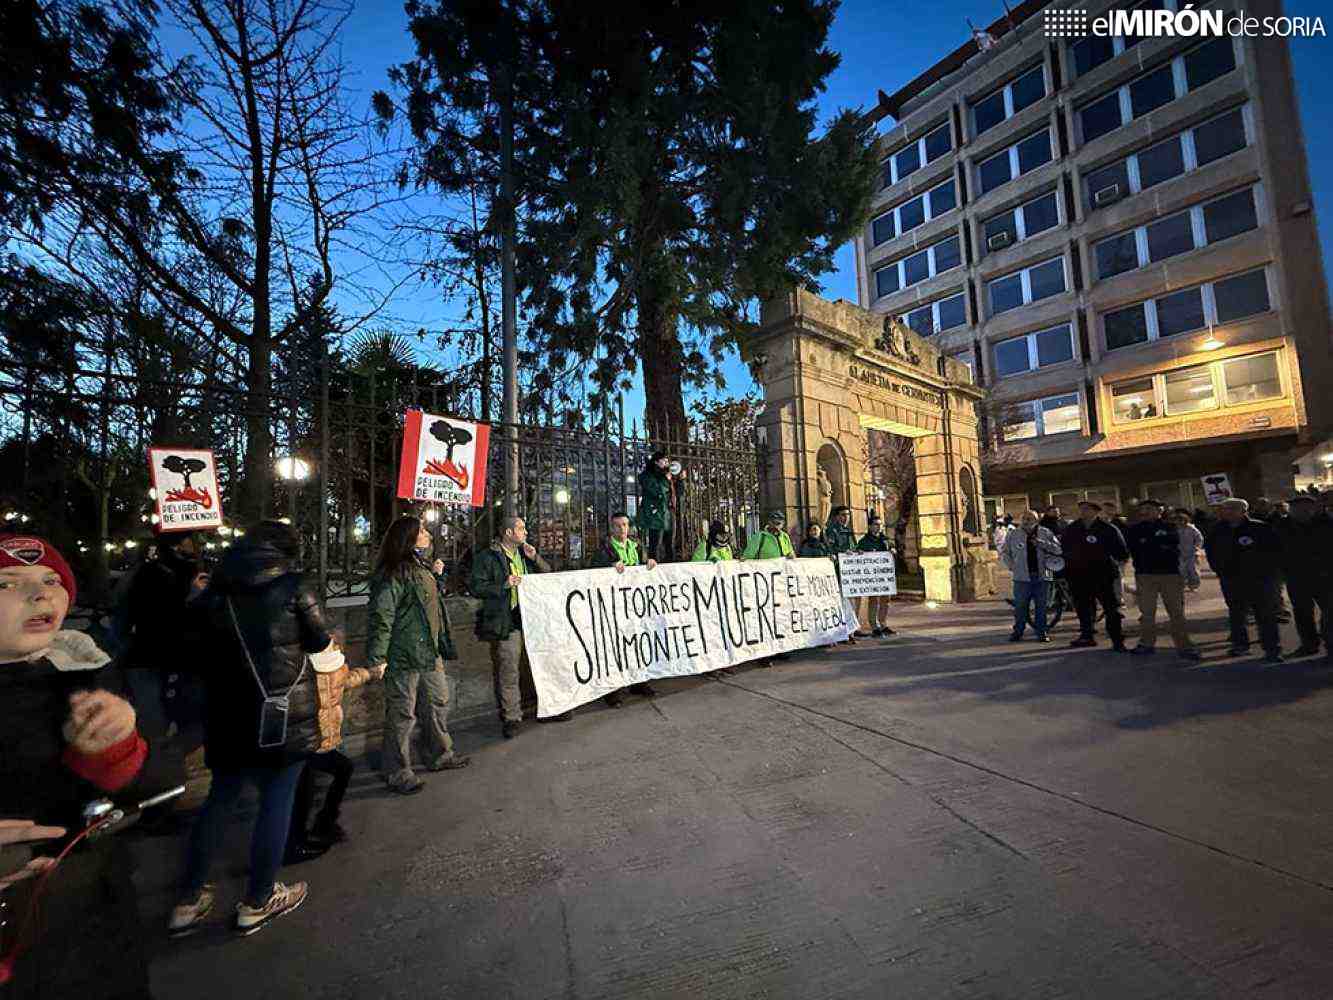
[637,466,675,533]
[367,564,457,672]
[691,540,734,562]
[825,520,856,555]
[742,529,795,560]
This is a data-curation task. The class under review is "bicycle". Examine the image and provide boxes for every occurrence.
[1006,576,1103,631]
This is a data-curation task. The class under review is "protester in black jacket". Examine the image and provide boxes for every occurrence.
[1059,501,1128,650]
[1039,506,1066,538]
[1206,499,1284,661]
[1274,495,1333,657]
[799,523,830,558]
[0,536,153,999]
[169,520,333,939]
[124,532,208,730]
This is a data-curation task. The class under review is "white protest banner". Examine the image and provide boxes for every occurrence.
[396,411,490,507]
[520,557,851,716]
[148,447,223,532]
[1200,473,1234,505]
[837,551,897,597]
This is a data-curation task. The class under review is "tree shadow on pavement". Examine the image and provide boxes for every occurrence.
[822,609,1333,732]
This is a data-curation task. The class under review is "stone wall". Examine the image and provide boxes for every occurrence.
[325,596,517,755]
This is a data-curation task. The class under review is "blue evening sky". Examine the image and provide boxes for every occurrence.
[335,0,1333,423]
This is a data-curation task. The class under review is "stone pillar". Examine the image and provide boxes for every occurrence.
[912,388,996,602]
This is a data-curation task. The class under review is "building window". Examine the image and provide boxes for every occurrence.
[1212,269,1270,322]
[971,65,1047,138]
[1164,366,1216,414]
[1142,479,1210,511]
[1069,0,1174,76]
[872,234,963,300]
[982,190,1059,253]
[1100,267,1270,351]
[1084,107,1250,214]
[1000,391,1082,442]
[1076,38,1237,145]
[1221,352,1281,405]
[993,323,1075,378]
[1049,486,1120,511]
[870,177,959,247]
[881,122,953,188]
[1093,186,1260,280]
[950,352,975,383]
[1108,351,1284,424]
[977,128,1053,197]
[901,292,967,337]
[1193,108,1248,167]
[987,257,1066,316]
[1111,378,1159,422]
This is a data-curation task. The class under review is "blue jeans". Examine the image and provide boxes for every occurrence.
[183,760,305,906]
[1012,579,1049,637]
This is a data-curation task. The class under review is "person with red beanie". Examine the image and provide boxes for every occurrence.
[0,536,154,998]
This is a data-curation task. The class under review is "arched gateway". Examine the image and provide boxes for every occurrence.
[751,288,995,602]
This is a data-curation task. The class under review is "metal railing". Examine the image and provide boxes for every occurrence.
[0,358,764,598]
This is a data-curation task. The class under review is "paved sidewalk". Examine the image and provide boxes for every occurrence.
[139,580,1333,999]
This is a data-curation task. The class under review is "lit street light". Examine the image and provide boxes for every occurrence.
[275,456,312,481]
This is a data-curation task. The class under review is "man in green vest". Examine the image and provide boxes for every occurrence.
[691,520,734,562]
[471,515,568,736]
[742,510,796,560]
[592,512,659,707]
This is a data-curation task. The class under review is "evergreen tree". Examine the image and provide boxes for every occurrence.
[385,0,880,441]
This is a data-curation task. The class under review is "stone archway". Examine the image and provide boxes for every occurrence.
[749,288,994,602]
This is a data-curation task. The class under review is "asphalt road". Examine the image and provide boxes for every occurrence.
[141,579,1333,999]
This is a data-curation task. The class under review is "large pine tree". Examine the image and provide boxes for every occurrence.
[386,0,880,440]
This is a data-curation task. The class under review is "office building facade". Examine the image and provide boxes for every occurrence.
[853,0,1333,517]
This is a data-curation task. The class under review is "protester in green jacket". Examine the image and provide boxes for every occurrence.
[691,520,734,563]
[825,505,856,556]
[799,522,830,558]
[469,515,564,736]
[853,514,897,639]
[742,510,796,560]
[368,516,469,794]
[637,450,683,562]
[591,512,657,706]
[824,505,859,645]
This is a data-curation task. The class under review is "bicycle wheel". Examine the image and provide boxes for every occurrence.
[1047,586,1066,629]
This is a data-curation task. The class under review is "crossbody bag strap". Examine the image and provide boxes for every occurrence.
[226,597,308,699]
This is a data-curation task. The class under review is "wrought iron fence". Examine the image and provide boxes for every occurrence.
[0,358,764,601]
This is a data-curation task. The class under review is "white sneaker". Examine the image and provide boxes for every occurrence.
[168,884,216,939]
[234,881,307,936]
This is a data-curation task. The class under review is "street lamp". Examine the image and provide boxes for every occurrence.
[275,456,311,481]
[275,456,311,536]
[554,487,570,506]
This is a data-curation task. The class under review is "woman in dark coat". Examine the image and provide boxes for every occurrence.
[799,523,830,558]
[169,521,332,939]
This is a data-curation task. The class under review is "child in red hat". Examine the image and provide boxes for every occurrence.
[0,535,153,998]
